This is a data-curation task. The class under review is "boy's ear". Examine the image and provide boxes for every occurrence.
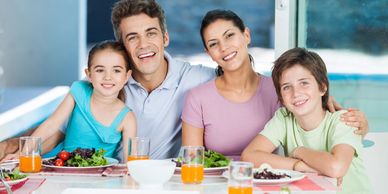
[321,84,328,96]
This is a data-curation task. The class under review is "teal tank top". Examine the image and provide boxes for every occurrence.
[64,81,131,157]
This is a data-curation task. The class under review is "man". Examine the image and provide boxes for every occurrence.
[111,0,214,159]
[0,0,369,161]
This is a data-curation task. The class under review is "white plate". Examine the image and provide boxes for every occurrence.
[42,157,118,169]
[0,177,28,190]
[222,168,305,185]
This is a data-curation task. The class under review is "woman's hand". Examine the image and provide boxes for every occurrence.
[327,96,369,137]
[341,108,369,137]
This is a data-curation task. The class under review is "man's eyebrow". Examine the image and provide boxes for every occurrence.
[145,27,159,32]
[124,27,159,40]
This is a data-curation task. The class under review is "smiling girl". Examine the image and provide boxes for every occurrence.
[242,48,372,193]
[5,40,137,162]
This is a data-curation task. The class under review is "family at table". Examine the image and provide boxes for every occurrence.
[0,0,373,193]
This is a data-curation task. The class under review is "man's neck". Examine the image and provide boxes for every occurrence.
[133,58,169,93]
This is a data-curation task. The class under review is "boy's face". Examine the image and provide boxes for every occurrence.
[119,13,169,78]
[279,64,326,118]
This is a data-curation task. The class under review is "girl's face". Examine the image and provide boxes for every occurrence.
[203,19,251,72]
[279,64,326,118]
[86,49,131,97]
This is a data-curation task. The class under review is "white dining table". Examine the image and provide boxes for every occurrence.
[30,173,337,194]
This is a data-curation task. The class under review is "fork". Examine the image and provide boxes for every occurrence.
[0,168,13,194]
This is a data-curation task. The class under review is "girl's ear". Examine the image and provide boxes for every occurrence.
[84,68,92,82]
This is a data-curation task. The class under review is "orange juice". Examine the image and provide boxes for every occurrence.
[127,155,149,161]
[19,155,42,173]
[228,186,253,194]
[181,164,204,184]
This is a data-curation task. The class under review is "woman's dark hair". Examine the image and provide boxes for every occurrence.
[272,47,330,110]
[87,40,130,101]
[200,9,253,76]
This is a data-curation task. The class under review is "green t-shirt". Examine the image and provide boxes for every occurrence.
[261,108,373,194]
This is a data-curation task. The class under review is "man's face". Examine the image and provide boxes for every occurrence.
[119,13,169,77]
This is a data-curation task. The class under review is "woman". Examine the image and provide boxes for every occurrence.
[181,9,368,160]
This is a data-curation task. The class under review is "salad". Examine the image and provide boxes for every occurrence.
[173,150,231,168]
[43,148,108,167]
[1,168,27,181]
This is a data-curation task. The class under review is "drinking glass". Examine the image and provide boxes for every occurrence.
[127,137,150,161]
[228,161,253,194]
[19,136,42,173]
[181,146,204,184]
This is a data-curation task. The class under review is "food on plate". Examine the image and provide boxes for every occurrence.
[42,148,108,167]
[1,168,27,181]
[172,150,231,168]
[253,168,291,180]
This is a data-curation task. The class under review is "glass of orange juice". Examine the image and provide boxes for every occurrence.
[228,161,253,194]
[19,136,42,173]
[127,137,150,161]
[181,146,204,184]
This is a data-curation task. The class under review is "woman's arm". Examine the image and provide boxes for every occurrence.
[182,121,204,146]
[292,144,354,178]
[121,112,137,161]
[327,96,369,136]
[241,134,316,173]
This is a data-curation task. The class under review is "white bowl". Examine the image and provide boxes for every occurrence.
[127,160,176,187]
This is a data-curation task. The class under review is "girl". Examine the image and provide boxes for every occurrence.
[6,40,136,162]
[242,48,372,193]
[181,9,368,160]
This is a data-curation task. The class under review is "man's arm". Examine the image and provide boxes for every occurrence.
[0,128,35,161]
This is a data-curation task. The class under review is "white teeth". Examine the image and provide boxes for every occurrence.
[223,51,237,61]
[138,52,155,59]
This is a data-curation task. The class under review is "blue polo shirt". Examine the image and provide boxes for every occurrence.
[124,51,215,159]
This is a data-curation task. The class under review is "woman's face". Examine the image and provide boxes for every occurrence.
[203,19,251,73]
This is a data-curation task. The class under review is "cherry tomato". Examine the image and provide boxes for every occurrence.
[54,158,64,166]
[57,151,70,161]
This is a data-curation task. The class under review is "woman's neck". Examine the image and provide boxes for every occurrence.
[220,60,258,93]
